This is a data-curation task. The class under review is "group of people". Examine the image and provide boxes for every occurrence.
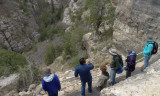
[41,35,158,96]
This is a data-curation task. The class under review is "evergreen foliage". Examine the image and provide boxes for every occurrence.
[0,48,28,76]
[45,45,63,65]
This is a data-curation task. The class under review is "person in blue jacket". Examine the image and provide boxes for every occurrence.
[75,58,94,96]
[142,35,154,71]
[42,68,61,96]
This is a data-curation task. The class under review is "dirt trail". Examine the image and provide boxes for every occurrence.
[65,52,160,96]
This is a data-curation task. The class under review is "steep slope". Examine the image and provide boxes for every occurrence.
[113,0,160,53]
[0,0,40,52]
[101,58,160,96]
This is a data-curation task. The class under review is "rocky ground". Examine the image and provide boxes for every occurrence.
[101,58,160,96]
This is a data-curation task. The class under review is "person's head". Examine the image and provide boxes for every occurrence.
[109,49,117,56]
[100,65,107,73]
[126,49,132,55]
[79,57,86,65]
[147,34,153,41]
[45,68,51,75]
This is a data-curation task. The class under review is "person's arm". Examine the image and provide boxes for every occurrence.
[88,63,94,70]
[115,56,121,70]
[55,75,61,91]
[110,58,116,69]
[42,80,47,91]
[74,67,79,77]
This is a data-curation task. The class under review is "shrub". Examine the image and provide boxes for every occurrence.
[63,34,78,59]
[49,27,65,40]
[51,0,55,13]
[45,45,63,65]
[18,0,28,12]
[0,0,3,4]
[68,51,88,67]
[19,64,42,88]
[39,27,49,41]
[0,48,28,76]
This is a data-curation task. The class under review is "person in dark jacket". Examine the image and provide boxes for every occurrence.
[42,68,61,96]
[109,49,121,86]
[125,50,137,78]
[75,58,94,96]
[142,35,154,71]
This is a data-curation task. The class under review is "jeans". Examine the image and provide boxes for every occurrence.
[110,69,116,86]
[81,81,92,96]
[144,56,151,69]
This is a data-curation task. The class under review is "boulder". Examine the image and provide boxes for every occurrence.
[19,91,33,96]
[34,84,42,95]
[100,59,160,96]
[28,84,37,92]
[0,74,19,95]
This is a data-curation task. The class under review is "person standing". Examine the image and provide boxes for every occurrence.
[42,68,61,96]
[125,50,137,78]
[75,58,94,96]
[109,49,121,86]
[142,35,154,71]
[96,65,109,91]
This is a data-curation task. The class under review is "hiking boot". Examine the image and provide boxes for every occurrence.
[141,67,144,72]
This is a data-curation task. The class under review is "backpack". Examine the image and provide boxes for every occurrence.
[117,55,124,67]
[116,65,123,74]
[149,41,158,54]
[116,55,124,74]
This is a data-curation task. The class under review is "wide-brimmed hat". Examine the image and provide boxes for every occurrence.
[147,34,153,41]
[109,49,117,55]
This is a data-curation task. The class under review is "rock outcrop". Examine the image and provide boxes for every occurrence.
[101,59,160,96]
[0,0,40,52]
[113,0,160,53]
[0,74,19,95]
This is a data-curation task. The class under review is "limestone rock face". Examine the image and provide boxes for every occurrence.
[113,0,160,53]
[0,0,40,52]
[62,0,86,25]
[0,74,19,95]
[100,59,160,96]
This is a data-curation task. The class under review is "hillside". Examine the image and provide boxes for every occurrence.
[0,0,160,96]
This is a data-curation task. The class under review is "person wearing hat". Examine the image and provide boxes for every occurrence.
[109,49,121,86]
[125,50,137,78]
[42,68,61,96]
[96,65,109,91]
[142,35,154,71]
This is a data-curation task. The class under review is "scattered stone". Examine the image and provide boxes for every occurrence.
[64,86,74,93]
[40,90,45,95]
[28,84,37,92]
[101,46,107,52]
[34,84,42,95]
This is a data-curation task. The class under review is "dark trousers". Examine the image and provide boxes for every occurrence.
[81,81,92,96]
[49,94,58,96]
[126,70,131,78]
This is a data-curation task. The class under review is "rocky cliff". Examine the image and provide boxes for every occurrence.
[0,0,40,52]
[101,59,160,96]
[113,0,160,53]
